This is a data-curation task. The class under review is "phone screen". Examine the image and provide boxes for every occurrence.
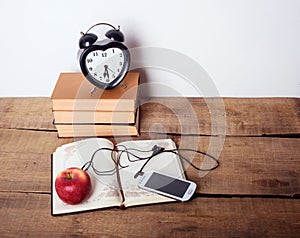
[144,172,190,198]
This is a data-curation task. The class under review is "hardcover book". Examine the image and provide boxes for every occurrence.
[53,109,139,138]
[51,138,185,215]
[52,110,136,124]
[51,72,140,111]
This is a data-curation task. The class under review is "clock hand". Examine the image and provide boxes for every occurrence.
[107,67,115,74]
[103,65,109,79]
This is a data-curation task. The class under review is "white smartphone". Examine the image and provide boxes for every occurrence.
[138,170,197,202]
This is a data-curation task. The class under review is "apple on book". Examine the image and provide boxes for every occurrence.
[55,167,92,205]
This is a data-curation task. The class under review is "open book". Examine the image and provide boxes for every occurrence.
[51,138,185,215]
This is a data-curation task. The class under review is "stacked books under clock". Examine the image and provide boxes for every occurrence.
[51,72,140,138]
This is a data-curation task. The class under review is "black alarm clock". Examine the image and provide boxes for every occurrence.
[78,23,130,90]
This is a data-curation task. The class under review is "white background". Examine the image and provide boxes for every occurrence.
[0,0,299,97]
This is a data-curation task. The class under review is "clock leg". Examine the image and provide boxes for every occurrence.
[120,82,127,89]
[89,86,97,94]
[90,83,127,93]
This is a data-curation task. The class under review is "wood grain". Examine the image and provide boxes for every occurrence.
[0,192,299,237]
[0,97,55,130]
[0,97,299,237]
[0,97,299,136]
[185,136,300,196]
[140,97,300,136]
[0,129,298,197]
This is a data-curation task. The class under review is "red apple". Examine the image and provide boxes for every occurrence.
[55,167,92,205]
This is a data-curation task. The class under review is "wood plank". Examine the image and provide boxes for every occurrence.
[0,129,298,196]
[185,136,300,196]
[1,97,298,237]
[223,97,300,136]
[0,97,299,136]
[0,192,299,237]
[0,129,71,193]
[0,97,55,130]
[140,97,300,136]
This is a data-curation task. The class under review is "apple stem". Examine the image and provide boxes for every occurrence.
[67,172,73,180]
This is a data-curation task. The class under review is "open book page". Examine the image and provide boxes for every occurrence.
[52,138,120,215]
[116,139,185,207]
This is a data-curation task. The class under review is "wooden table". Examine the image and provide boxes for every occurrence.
[0,97,299,237]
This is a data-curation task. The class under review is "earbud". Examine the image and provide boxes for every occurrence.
[105,29,125,42]
[151,145,165,156]
[79,33,98,49]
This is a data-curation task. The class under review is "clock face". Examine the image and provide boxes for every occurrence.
[80,42,130,89]
[85,48,125,84]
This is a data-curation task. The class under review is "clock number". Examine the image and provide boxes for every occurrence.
[93,52,98,57]
[119,62,123,66]
[89,67,93,71]
[119,53,123,57]
[102,52,107,57]
[87,58,93,63]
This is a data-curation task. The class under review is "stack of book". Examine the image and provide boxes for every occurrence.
[51,72,140,138]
